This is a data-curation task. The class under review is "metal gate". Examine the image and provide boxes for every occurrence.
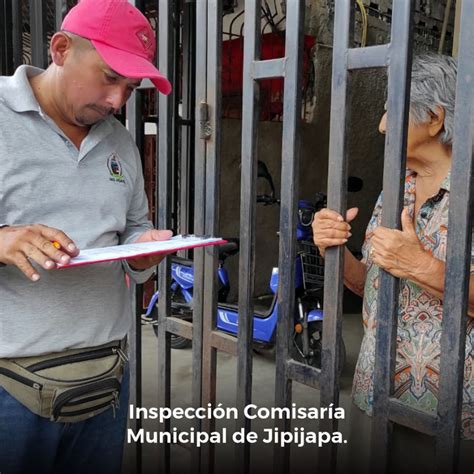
[148,1,473,473]
[328,1,474,474]
[1,1,472,473]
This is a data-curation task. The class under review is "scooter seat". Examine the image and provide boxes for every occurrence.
[218,238,240,260]
[169,240,239,266]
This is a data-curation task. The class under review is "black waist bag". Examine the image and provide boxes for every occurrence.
[0,339,127,423]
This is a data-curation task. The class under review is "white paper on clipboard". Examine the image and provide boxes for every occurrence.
[56,235,227,269]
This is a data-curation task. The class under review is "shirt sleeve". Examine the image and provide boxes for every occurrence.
[122,260,155,284]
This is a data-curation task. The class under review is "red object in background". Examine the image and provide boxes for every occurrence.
[222,33,316,120]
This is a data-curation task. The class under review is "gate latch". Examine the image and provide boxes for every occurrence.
[199,101,212,140]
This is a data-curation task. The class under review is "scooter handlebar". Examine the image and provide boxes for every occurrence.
[256,194,280,205]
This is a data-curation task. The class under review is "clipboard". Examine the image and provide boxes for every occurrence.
[57,235,227,269]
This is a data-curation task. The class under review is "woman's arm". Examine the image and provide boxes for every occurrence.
[343,247,366,297]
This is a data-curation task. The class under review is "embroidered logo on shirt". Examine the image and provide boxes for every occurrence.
[107,152,125,184]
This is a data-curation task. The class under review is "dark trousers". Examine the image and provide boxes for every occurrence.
[0,365,130,474]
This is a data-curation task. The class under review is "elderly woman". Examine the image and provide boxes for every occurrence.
[313,54,473,470]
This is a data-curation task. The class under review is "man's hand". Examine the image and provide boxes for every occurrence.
[0,224,79,281]
[127,229,173,270]
[312,207,358,257]
[371,208,428,279]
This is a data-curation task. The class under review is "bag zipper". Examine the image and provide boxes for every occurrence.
[56,399,116,419]
[26,346,119,372]
[52,378,120,420]
[65,391,115,407]
[0,367,42,390]
[112,347,129,364]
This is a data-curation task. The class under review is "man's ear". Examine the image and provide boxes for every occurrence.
[428,105,446,138]
[50,32,73,66]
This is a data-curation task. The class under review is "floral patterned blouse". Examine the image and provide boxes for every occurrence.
[352,170,474,440]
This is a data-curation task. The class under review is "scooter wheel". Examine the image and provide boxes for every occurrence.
[170,334,192,349]
[292,323,346,375]
[149,287,193,349]
[152,325,192,349]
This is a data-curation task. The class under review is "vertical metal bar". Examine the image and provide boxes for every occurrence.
[438,0,452,54]
[171,0,181,234]
[318,1,352,471]
[127,96,144,152]
[125,11,146,474]
[435,1,474,471]
[126,87,144,474]
[127,0,145,154]
[126,5,145,472]
[2,0,14,75]
[452,0,463,57]
[273,2,305,474]
[12,0,23,70]
[193,0,207,471]
[0,0,8,75]
[370,1,413,473]
[236,0,261,472]
[55,0,67,32]
[29,0,48,69]
[130,283,143,474]
[200,2,222,472]
[0,0,15,75]
[179,0,196,237]
[157,1,174,472]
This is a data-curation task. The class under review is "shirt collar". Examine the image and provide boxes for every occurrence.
[1,65,115,148]
[406,168,451,193]
[0,65,44,113]
[439,172,451,192]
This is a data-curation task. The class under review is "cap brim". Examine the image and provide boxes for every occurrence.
[91,39,172,95]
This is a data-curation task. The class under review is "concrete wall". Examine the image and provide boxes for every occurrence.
[218,0,454,300]
[218,48,386,300]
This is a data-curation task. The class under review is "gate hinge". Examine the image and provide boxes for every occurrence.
[199,101,212,140]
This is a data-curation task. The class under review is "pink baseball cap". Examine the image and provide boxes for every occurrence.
[61,0,172,95]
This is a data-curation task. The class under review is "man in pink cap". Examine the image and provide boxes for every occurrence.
[0,1,172,473]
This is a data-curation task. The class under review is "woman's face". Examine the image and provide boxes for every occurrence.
[378,110,436,166]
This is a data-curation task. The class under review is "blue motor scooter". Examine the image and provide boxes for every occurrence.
[144,163,359,372]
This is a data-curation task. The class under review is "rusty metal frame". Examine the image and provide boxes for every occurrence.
[29,0,48,68]
[435,1,474,472]
[272,1,307,473]
[329,1,472,474]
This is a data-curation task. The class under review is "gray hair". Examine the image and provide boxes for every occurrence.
[409,53,457,146]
